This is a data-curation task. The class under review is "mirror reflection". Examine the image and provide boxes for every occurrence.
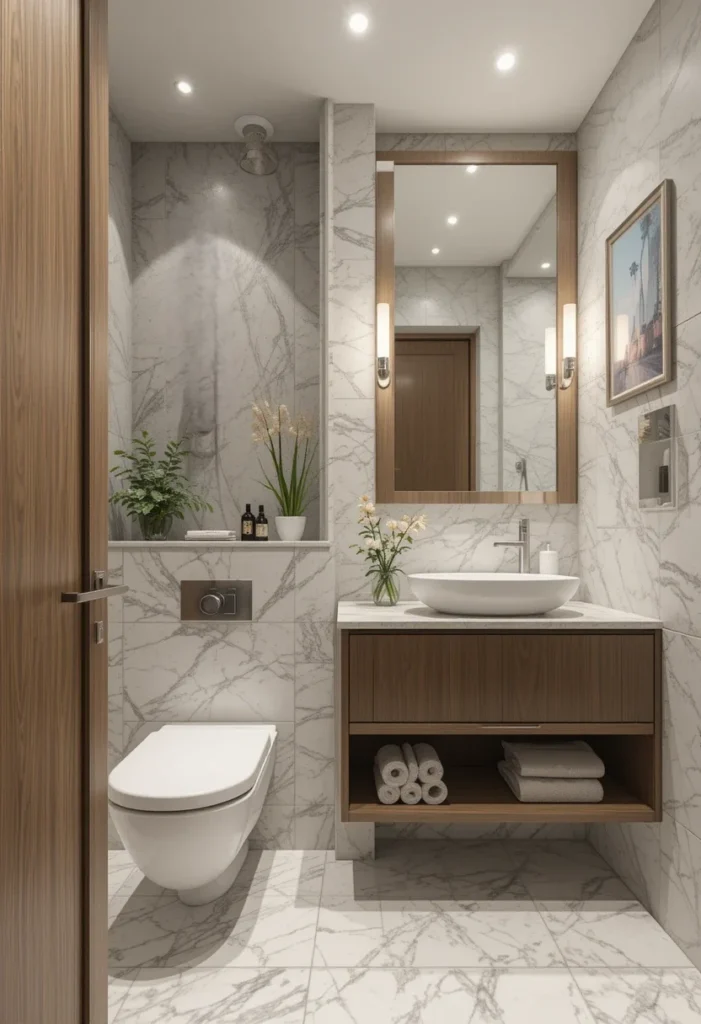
[394,164,557,493]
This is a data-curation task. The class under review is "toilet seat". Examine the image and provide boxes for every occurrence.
[108,724,276,813]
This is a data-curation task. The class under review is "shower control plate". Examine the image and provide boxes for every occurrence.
[180,580,253,622]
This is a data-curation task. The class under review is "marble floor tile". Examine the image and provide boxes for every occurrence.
[322,843,454,900]
[313,897,384,968]
[109,896,188,968]
[304,968,596,1023]
[109,851,137,899]
[508,840,634,903]
[108,972,135,1024]
[572,968,701,1023]
[231,849,328,900]
[165,893,319,969]
[541,903,693,968]
[113,967,309,1023]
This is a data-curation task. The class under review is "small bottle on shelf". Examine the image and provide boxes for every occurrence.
[241,503,255,540]
[255,505,269,541]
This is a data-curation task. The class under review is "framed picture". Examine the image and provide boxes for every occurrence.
[606,180,673,406]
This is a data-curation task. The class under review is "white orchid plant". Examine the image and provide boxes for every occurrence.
[351,496,427,604]
[252,402,318,517]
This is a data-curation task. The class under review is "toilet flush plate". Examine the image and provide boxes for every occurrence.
[180,580,253,621]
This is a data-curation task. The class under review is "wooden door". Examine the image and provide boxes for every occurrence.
[0,1,109,1022]
[394,337,475,491]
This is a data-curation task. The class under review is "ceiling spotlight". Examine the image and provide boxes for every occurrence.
[447,215,458,226]
[431,247,440,255]
[348,11,369,33]
[176,80,193,95]
[496,51,516,72]
[466,165,478,174]
[541,262,551,270]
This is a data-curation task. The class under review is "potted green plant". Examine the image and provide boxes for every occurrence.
[110,431,213,540]
[351,496,427,605]
[252,402,318,541]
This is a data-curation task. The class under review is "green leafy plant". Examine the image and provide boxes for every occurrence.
[110,431,213,540]
[350,496,428,605]
[252,402,318,516]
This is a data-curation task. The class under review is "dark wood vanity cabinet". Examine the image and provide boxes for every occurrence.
[340,629,662,825]
[348,631,656,724]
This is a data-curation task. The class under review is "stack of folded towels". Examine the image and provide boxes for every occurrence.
[184,529,237,541]
[374,742,449,806]
[498,740,605,803]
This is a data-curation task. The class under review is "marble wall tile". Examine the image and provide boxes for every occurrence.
[663,630,701,841]
[444,133,577,152]
[328,259,375,399]
[376,134,447,151]
[333,104,375,260]
[660,429,701,634]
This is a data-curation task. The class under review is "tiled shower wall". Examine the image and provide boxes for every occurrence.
[577,0,701,969]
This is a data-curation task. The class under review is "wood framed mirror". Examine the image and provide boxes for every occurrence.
[376,150,577,505]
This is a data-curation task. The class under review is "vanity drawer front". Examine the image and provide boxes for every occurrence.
[348,633,502,722]
[500,633,655,722]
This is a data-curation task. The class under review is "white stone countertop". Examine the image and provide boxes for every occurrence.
[337,600,662,630]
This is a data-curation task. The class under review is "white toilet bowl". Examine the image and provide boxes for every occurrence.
[108,723,277,905]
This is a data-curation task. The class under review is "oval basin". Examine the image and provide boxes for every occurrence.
[408,572,580,616]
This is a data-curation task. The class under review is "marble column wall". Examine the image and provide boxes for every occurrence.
[577,0,701,970]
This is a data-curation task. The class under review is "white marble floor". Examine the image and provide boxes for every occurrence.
[108,840,701,1022]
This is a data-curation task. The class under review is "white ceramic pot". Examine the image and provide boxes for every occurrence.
[275,516,306,542]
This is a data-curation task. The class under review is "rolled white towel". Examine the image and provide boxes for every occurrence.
[374,762,400,804]
[399,781,422,805]
[402,742,419,783]
[502,739,605,779]
[414,742,444,784]
[185,530,237,540]
[376,744,409,787]
[421,779,448,805]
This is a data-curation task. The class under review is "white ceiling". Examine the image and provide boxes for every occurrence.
[108,0,655,141]
[395,165,556,270]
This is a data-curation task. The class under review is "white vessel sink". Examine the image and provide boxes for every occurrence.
[408,573,580,616]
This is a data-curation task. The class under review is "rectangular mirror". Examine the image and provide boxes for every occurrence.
[376,151,577,505]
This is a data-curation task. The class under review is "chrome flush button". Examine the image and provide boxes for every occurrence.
[180,580,252,621]
[199,591,225,615]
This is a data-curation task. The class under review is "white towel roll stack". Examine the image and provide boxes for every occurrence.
[373,762,400,804]
[402,742,419,783]
[421,780,449,805]
[376,744,410,787]
[413,742,444,784]
[399,781,423,805]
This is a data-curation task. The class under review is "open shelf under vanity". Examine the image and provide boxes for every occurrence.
[339,625,662,826]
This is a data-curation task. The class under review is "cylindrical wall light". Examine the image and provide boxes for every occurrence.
[377,302,391,388]
[544,327,557,391]
[560,302,577,389]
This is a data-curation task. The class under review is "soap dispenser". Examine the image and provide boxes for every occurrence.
[539,542,559,575]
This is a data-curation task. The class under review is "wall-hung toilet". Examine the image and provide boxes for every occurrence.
[108,723,276,905]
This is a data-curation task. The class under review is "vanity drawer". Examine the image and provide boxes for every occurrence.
[347,632,656,724]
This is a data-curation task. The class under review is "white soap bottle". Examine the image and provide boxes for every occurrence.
[539,542,559,575]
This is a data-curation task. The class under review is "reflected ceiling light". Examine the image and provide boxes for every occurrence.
[348,11,369,33]
[466,165,478,174]
[176,80,193,95]
[446,215,458,226]
[541,262,551,270]
[431,247,440,255]
[496,51,516,72]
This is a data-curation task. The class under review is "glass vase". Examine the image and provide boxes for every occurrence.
[371,570,400,606]
[138,514,173,541]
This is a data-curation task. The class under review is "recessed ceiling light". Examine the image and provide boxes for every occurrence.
[541,262,551,270]
[466,165,478,174]
[431,247,440,255]
[496,51,516,72]
[447,215,458,226]
[176,80,193,95]
[348,11,369,33]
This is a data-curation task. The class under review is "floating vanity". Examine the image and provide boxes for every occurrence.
[337,601,662,825]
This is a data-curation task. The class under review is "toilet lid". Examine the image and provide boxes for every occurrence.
[108,724,276,812]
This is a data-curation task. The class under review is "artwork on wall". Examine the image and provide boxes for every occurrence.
[606,179,673,406]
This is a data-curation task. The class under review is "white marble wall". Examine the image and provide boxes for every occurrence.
[131,141,321,539]
[395,266,501,489]
[109,111,132,539]
[577,0,701,970]
[501,277,557,491]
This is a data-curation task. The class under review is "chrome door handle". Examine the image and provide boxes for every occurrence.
[61,569,129,604]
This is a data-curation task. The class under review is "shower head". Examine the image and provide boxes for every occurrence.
[234,115,278,176]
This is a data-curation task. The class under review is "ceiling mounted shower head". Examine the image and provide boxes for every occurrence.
[234,114,278,176]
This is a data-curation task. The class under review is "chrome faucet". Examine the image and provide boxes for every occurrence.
[493,518,531,573]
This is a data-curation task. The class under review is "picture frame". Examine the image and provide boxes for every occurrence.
[606,179,673,407]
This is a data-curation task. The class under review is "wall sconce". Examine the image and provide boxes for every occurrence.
[560,302,577,389]
[377,302,391,389]
[544,327,557,391]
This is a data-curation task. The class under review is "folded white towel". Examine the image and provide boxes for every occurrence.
[376,744,409,787]
[502,740,605,779]
[498,761,604,803]
[421,779,449,805]
[414,742,444,784]
[399,781,422,805]
[402,742,419,783]
[185,530,237,540]
[374,762,400,804]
